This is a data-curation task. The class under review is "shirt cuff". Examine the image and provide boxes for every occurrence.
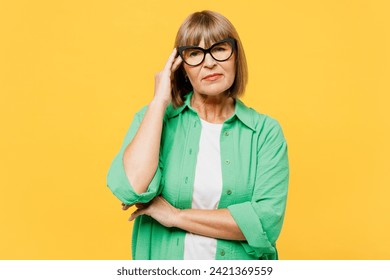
[228,201,276,258]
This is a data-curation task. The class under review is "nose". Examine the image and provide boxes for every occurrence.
[203,52,217,68]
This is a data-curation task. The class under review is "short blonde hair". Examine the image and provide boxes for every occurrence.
[172,10,248,107]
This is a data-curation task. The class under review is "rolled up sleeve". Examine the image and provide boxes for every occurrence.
[106,107,162,205]
[228,121,289,259]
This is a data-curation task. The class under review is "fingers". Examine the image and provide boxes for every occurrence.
[121,203,133,211]
[128,208,145,221]
[163,48,178,72]
[153,49,181,104]
[127,199,157,221]
[126,197,165,221]
[171,55,183,73]
[163,48,183,75]
[126,203,149,220]
[136,203,150,210]
[122,202,149,211]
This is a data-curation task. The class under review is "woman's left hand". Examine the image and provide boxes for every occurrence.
[128,196,180,228]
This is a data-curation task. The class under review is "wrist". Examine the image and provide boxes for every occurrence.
[172,207,183,228]
[150,96,171,109]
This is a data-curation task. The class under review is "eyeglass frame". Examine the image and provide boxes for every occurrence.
[177,37,237,66]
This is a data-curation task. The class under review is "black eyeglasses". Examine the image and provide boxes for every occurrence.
[177,38,236,66]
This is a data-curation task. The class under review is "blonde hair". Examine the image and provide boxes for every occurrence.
[172,10,248,107]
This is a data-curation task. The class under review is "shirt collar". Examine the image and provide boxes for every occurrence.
[233,98,256,131]
[166,92,256,131]
[165,92,193,119]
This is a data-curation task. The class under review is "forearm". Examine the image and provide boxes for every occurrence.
[175,208,246,241]
[123,99,167,194]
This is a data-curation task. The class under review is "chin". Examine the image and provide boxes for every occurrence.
[197,85,232,97]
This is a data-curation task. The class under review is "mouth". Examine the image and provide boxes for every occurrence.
[202,73,222,81]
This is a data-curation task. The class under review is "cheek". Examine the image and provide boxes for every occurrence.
[227,65,237,84]
[183,64,195,75]
[184,68,200,85]
[225,58,236,83]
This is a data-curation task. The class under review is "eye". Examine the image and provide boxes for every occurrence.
[188,50,202,57]
[214,47,227,52]
[212,42,231,53]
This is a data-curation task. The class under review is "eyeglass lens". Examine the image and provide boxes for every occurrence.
[181,41,233,66]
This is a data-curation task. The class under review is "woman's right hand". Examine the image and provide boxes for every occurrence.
[153,48,183,106]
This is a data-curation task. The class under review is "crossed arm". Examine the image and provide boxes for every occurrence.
[123,197,245,241]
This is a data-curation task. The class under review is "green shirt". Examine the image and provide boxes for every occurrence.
[107,92,289,260]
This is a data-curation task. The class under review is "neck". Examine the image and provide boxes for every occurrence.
[191,92,235,124]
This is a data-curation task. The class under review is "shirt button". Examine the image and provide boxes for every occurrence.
[185,177,188,184]
[227,190,232,195]
[224,131,230,136]
[220,250,225,256]
[225,160,230,165]
[189,148,192,155]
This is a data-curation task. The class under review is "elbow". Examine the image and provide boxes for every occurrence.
[122,152,158,195]
[262,212,286,245]
[126,173,149,195]
[107,153,160,204]
[123,163,158,195]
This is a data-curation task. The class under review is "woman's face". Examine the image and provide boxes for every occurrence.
[183,38,236,98]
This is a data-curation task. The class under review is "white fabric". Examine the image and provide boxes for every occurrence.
[184,119,223,260]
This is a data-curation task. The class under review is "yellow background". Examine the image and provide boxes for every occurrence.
[1,0,389,259]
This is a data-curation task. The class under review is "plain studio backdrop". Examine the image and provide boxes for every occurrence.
[0,0,389,259]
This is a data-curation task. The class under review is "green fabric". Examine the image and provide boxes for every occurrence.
[107,92,289,260]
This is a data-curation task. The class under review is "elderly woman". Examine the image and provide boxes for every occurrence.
[107,10,289,260]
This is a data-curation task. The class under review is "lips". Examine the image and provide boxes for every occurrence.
[202,73,222,81]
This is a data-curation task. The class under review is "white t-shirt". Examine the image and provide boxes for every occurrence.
[183,119,223,260]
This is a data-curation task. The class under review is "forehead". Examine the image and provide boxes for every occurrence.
[180,24,229,48]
